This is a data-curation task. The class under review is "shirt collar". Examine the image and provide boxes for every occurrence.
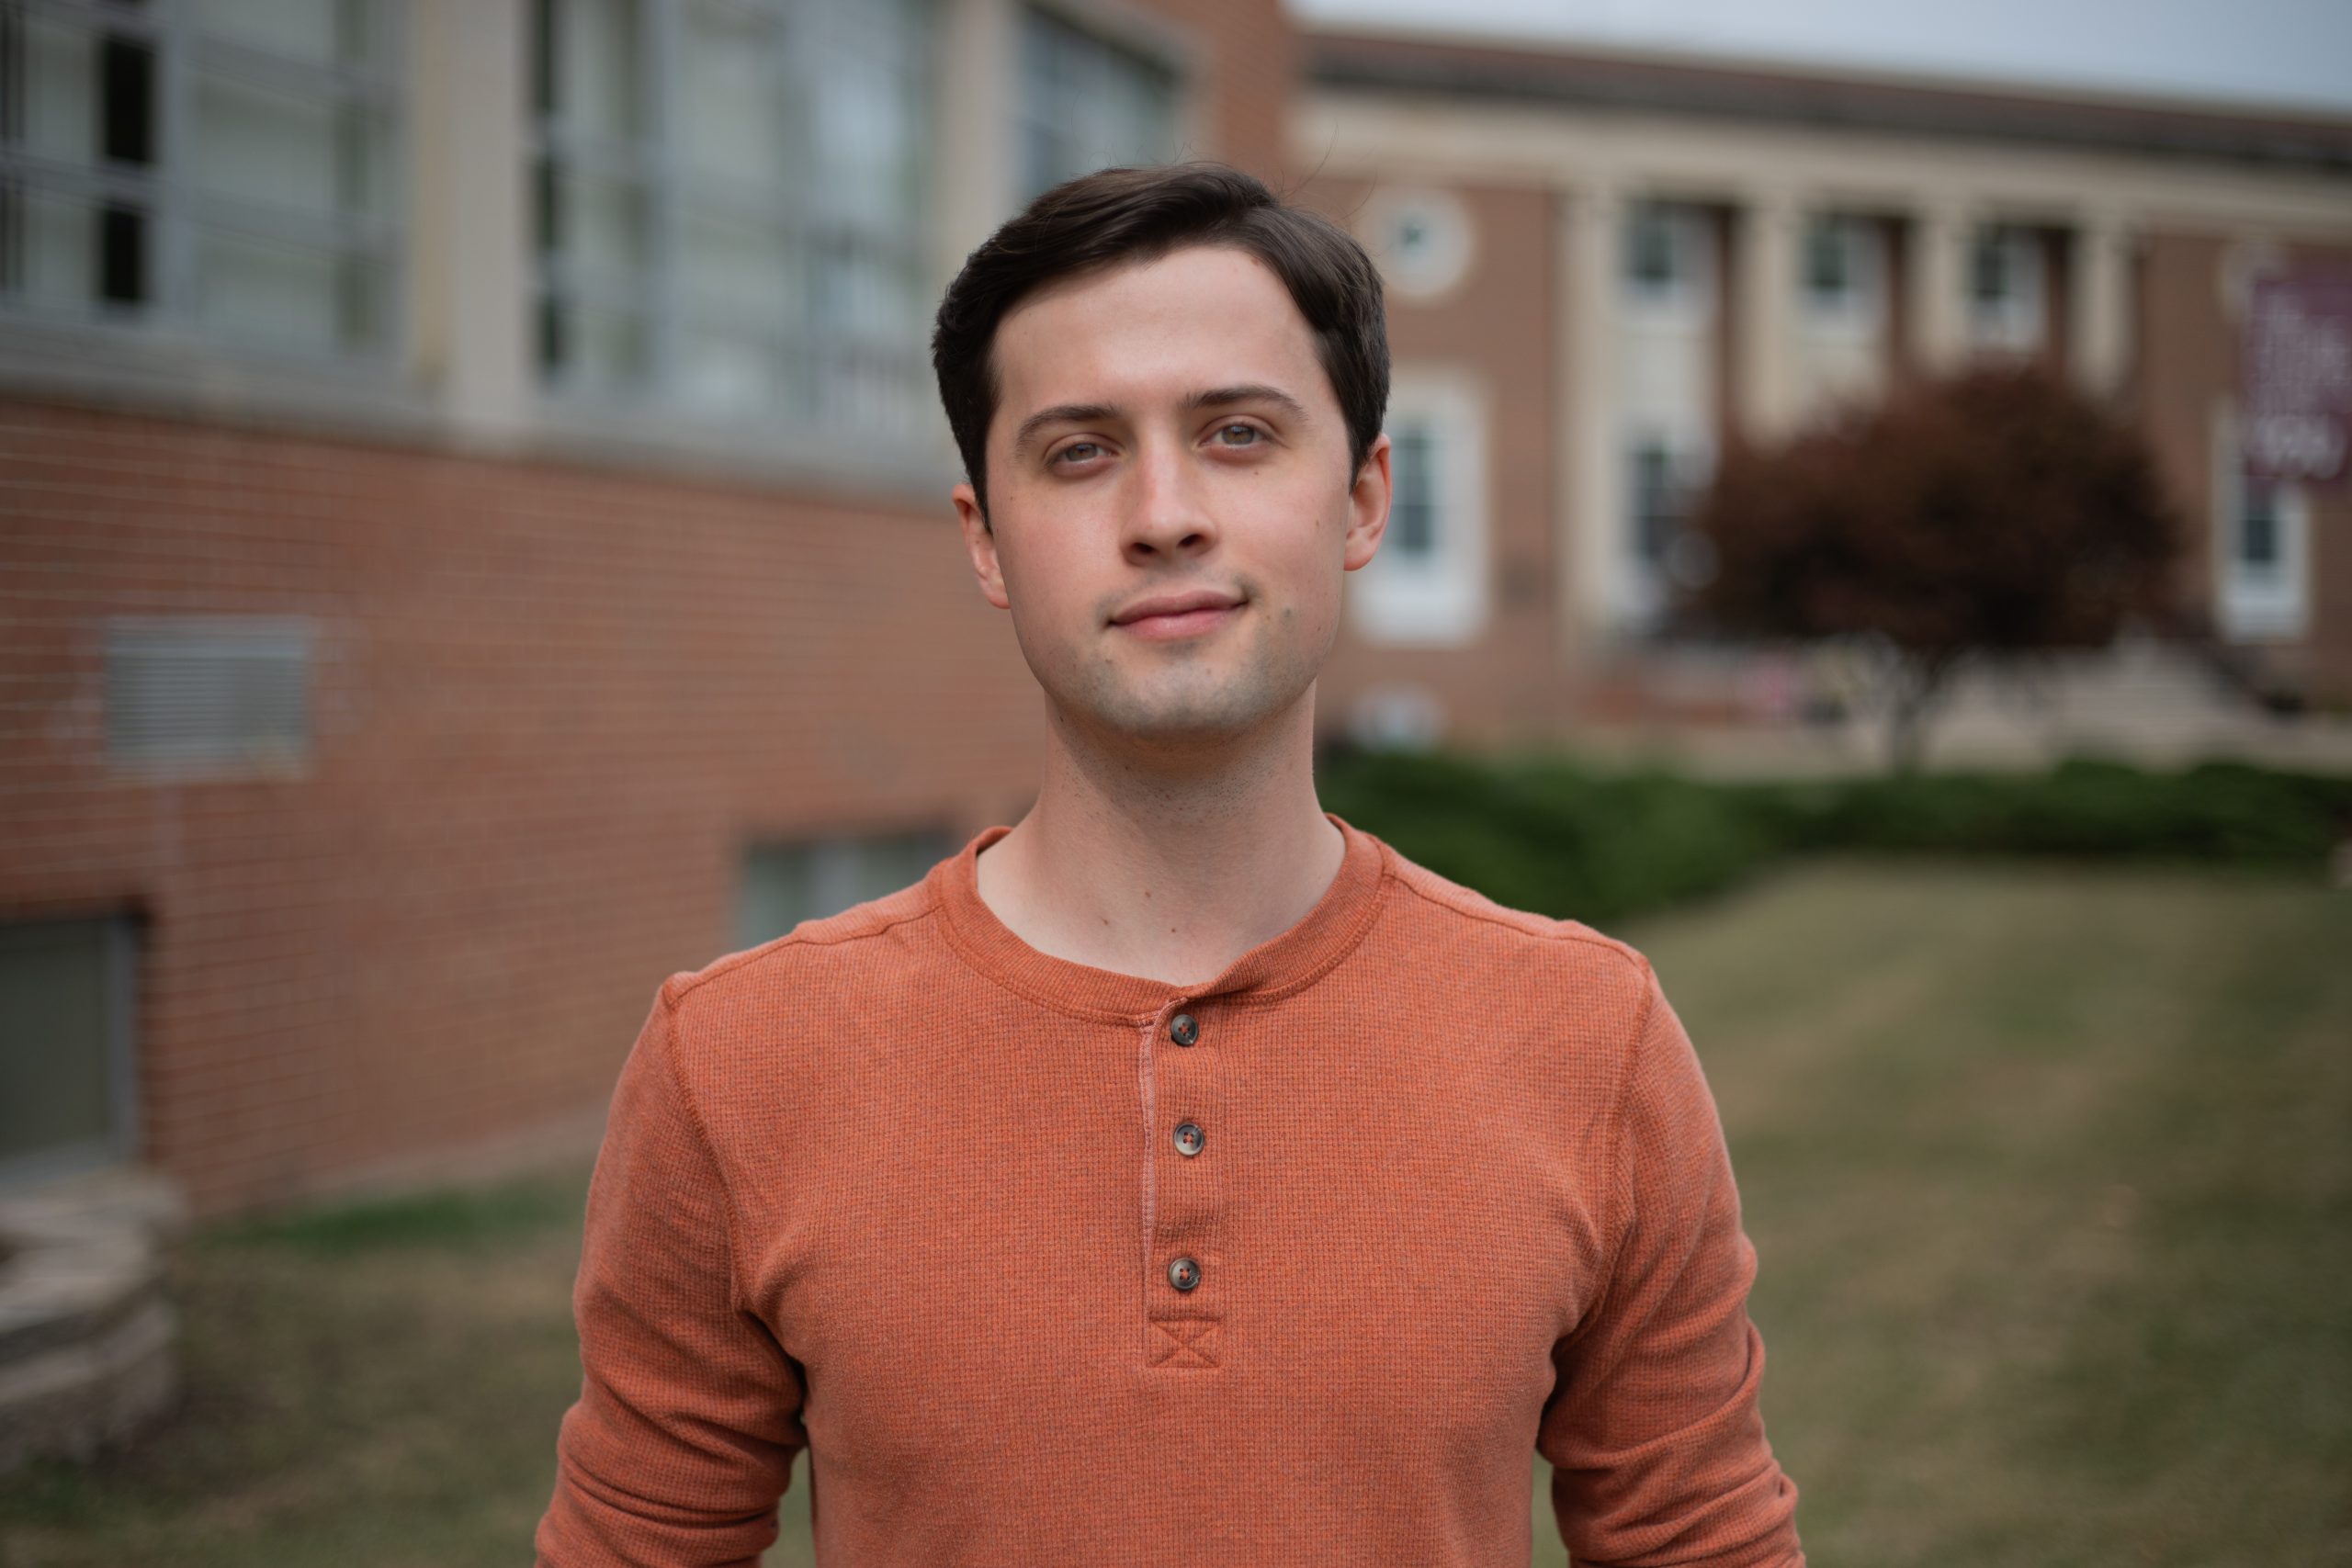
[928,813,1390,1021]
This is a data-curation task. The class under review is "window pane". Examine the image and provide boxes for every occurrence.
[195,73,383,216]
[18,17,106,164]
[194,231,379,354]
[1972,229,2010,306]
[543,165,648,285]
[1018,7,1175,199]
[0,920,124,1169]
[545,0,642,141]
[679,1,790,188]
[1804,216,1849,299]
[2239,482,2280,570]
[1390,423,1437,558]
[679,204,795,326]
[1626,203,1677,289]
[195,0,380,70]
[541,298,648,389]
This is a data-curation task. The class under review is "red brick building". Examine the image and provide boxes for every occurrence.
[0,0,1293,1215]
[6,5,2349,1217]
[1297,28,2352,742]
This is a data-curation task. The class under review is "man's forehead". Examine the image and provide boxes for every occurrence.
[991,244,1323,413]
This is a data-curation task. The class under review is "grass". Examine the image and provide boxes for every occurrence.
[3,862,2346,1565]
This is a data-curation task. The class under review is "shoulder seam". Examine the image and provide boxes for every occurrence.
[1387,869,1645,965]
[668,898,943,1001]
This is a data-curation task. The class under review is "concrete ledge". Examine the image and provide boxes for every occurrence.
[0,1166,187,1475]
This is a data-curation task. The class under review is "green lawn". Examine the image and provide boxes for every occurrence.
[2,861,2346,1566]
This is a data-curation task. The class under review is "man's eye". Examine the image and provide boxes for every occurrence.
[1215,423,1262,447]
[1054,441,1103,465]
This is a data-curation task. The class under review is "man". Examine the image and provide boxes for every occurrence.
[535,163,1802,1566]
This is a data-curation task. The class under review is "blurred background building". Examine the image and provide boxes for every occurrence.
[1,0,2346,1217]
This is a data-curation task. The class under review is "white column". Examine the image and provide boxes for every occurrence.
[2072,215,2134,397]
[932,0,1021,289]
[1733,187,1802,444]
[1907,200,1972,377]
[1559,182,1623,652]
[409,0,532,442]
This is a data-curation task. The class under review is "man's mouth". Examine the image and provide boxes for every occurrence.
[1109,589,1245,641]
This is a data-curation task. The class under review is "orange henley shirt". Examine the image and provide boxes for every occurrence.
[534,817,1803,1566]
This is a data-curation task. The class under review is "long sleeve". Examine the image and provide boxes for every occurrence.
[535,979,808,1567]
[1538,959,1804,1567]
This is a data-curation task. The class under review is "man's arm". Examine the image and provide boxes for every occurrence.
[1537,958,1804,1567]
[535,979,808,1568]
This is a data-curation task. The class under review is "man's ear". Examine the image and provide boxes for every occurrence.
[1342,432,1393,572]
[952,481,1011,611]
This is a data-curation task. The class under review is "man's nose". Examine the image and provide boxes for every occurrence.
[1120,439,1217,563]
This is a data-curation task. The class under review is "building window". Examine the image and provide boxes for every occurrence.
[1623,199,1710,309]
[1016,6,1176,202]
[1801,212,1879,321]
[533,0,936,435]
[1621,434,1713,633]
[1968,223,2045,353]
[1349,370,1488,648]
[1360,186,1473,301]
[738,829,953,949]
[1387,422,1437,558]
[2214,412,2310,643]
[1,917,140,1184]
[0,1,401,357]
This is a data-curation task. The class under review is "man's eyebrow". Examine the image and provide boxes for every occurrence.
[1187,383,1310,423]
[1011,403,1119,460]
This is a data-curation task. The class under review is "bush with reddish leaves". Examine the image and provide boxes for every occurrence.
[1682,364,2180,768]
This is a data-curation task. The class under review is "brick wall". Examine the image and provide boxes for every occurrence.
[1294,175,1579,744]
[0,402,1044,1214]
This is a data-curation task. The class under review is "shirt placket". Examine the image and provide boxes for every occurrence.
[1139,993,1226,1371]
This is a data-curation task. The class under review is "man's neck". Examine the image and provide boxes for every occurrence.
[973,693,1344,987]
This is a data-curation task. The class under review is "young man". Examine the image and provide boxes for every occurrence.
[536,164,1802,1566]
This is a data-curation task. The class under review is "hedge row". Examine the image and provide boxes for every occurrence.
[1314,750,2352,925]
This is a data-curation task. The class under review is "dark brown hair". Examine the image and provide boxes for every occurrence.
[931,163,1389,523]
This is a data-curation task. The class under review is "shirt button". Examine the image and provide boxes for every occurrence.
[1173,1122,1204,1157]
[1168,1256,1201,1292]
[1170,1012,1199,1046]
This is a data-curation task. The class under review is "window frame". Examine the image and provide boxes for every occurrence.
[0,0,411,374]
[1967,221,2046,354]
[1616,422,1715,637]
[1621,197,1713,317]
[2212,404,2311,643]
[0,914,141,1190]
[1798,209,1882,330]
[1348,366,1490,649]
[528,0,943,446]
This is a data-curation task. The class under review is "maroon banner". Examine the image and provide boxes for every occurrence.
[2243,269,2352,487]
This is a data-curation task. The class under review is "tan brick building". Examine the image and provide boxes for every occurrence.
[1299,27,2352,743]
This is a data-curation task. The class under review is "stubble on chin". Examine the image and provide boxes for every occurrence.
[1047,601,1324,747]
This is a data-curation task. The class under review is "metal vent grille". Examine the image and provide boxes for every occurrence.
[106,618,312,769]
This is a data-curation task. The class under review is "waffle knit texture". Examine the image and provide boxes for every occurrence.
[534,816,1803,1566]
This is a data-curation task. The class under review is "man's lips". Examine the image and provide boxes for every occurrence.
[1110,591,1244,640]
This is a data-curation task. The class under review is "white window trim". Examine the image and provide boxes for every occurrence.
[1349,366,1490,648]
[1798,211,1883,334]
[1621,197,1713,322]
[0,0,413,404]
[1967,223,2045,354]
[2212,402,2312,643]
[1615,420,1715,637]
